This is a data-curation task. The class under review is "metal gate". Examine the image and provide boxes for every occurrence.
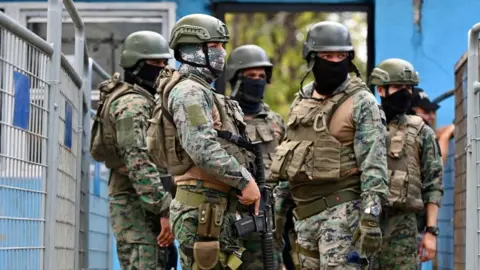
[0,0,110,268]
[466,22,480,270]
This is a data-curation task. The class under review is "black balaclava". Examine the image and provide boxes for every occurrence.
[312,57,349,95]
[230,75,267,115]
[381,86,413,123]
[125,60,164,95]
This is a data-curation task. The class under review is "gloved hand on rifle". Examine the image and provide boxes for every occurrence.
[352,213,382,257]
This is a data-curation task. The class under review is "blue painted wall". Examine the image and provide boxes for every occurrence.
[374,0,479,127]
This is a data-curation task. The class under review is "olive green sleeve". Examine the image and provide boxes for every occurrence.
[419,125,444,206]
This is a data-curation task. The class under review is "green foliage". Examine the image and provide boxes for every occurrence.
[225,12,367,119]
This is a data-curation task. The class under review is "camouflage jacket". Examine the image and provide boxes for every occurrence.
[109,90,172,216]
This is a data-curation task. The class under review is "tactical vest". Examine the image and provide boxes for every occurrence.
[386,115,425,211]
[147,68,254,180]
[90,73,155,169]
[244,106,280,182]
[270,79,365,205]
[89,73,155,196]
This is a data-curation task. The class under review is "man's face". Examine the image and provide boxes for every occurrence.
[412,107,436,126]
[317,51,349,63]
[145,59,167,67]
[242,67,266,80]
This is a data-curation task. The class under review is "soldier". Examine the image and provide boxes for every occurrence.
[225,44,287,269]
[369,58,444,269]
[89,31,174,269]
[145,14,260,270]
[272,21,389,269]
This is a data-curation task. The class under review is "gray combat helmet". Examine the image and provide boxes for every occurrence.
[302,21,354,61]
[225,45,273,83]
[120,31,172,68]
[369,58,419,86]
[169,14,229,52]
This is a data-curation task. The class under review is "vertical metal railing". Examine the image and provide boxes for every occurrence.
[466,21,480,270]
[0,12,54,270]
[86,58,112,270]
[1,0,113,268]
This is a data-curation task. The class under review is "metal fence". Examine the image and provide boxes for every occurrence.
[86,59,113,270]
[466,22,480,270]
[0,0,110,269]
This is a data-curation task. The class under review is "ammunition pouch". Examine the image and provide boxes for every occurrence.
[182,244,244,270]
[176,187,242,269]
[197,202,224,239]
[194,241,220,270]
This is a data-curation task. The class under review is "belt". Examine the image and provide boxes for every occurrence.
[293,190,360,220]
[176,179,232,193]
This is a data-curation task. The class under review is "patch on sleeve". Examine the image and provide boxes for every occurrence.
[186,104,208,126]
[116,117,134,146]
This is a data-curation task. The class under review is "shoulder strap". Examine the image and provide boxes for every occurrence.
[160,75,189,127]
[326,84,365,126]
[405,115,425,135]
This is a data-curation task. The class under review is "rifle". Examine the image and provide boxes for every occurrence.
[216,130,276,270]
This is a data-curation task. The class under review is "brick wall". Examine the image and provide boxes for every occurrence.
[453,43,480,270]
[454,51,467,270]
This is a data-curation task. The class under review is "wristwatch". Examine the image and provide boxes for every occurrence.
[425,226,440,236]
[364,205,381,217]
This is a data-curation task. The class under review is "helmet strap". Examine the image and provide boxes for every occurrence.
[230,75,243,99]
[126,60,156,90]
[298,58,315,98]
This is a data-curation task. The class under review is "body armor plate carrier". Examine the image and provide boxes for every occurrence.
[386,115,425,211]
[271,79,365,207]
[147,67,254,178]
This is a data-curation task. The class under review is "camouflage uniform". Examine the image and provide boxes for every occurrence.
[90,31,173,270]
[369,58,444,270]
[146,14,254,270]
[225,45,287,269]
[274,22,388,270]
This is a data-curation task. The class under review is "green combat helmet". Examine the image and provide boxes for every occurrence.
[120,31,172,68]
[299,21,359,92]
[225,44,273,83]
[169,13,229,52]
[369,58,419,86]
[302,21,354,62]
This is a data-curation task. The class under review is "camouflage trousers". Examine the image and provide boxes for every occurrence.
[109,194,168,270]
[294,200,362,270]
[373,211,419,270]
[169,187,241,270]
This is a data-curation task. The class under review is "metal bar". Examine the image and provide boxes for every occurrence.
[62,0,84,30]
[81,58,93,270]
[0,12,54,55]
[63,0,85,76]
[466,21,480,270]
[474,81,480,95]
[91,58,111,80]
[432,89,455,104]
[44,0,63,269]
[60,54,82,88]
